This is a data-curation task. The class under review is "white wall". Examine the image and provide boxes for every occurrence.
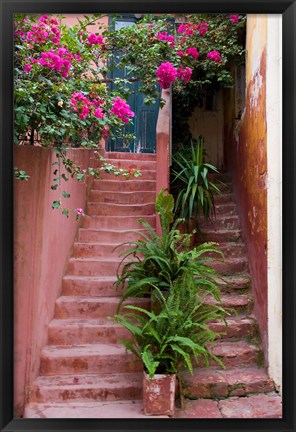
[266,14,282,393]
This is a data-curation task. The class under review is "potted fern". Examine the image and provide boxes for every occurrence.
[114,191,228,416]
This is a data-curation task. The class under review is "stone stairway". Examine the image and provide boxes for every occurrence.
[24,168,281,419]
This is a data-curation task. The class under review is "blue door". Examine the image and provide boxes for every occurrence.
[107,16,159,153]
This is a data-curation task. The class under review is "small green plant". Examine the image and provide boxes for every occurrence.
[171,136,221,232]
[114,273,227,379]
[115,190,223,308]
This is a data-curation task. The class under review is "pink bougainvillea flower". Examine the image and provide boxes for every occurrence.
[185,47,199,59]
[102,127,109,139]
[87,33,104,46]
[94,107,104,119]
[196,22,209,35]
[76,208,84,216]
[177,23,187,34]
[111,96,135,124]
[177,65,192,83]
[26,16,61,45]
[156,31,175,47]
[230,14,239,23]
[156,62,178,89]
[176,50,184,57]
[207,50,222,63]
[24,63,32,73]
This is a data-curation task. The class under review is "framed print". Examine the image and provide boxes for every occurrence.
[0,0,295,431]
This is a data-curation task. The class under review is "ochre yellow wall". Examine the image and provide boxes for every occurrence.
[226,15,269,362]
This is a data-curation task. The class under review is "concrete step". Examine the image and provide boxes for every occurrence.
[86,202,155,216]
[48,315,256,346]
[30,372,143,403]
[181,367,275,399]
[197,228,242,243]
[104,152,156,161]
[73,242,131,259]
[89,190,156,205]
[205,293,253,315]
[216,274,251,293]
[199,215,241,230]
[66,256,248,277]
[198,340,262,369]
[48,318,131,345]
[92,179,156,192]
[40,343,142,376]
[206,257,249,275]
[99,169,156,181]
[212,203,238,216]
[24,400,168,418]
[82,215,156,229]
[211,242,246,259]
[214,193,236,204]
[54,296,150,319]
[103,158,156,170]
[78,228,149,243]
[67,258,122,276]
[209,316,256,340]
[62,275,120,297]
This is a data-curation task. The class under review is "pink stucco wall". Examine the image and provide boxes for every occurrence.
[14,146,94,416]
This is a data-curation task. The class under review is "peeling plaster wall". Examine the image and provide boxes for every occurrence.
[226,15,269,360]
[225,15,282,391]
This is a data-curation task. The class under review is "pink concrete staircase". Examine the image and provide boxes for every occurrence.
[24,167,281,419]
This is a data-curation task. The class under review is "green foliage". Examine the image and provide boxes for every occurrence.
[171,136,220,231]
[115,190,224,308]
[114,275,228,378]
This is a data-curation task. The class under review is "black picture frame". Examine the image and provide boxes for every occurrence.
[0,0,295,431]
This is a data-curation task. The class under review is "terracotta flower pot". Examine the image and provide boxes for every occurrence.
[143,371,176,416]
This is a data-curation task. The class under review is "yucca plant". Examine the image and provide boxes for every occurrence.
[115,190,224,308]
[171,136,221,232]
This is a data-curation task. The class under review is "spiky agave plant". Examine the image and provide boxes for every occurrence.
[115,189,224,309]
[171,136,221,232]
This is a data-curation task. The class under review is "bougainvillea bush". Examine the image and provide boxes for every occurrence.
[14,13,245,216]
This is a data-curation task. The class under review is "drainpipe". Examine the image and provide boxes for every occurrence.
[155,88,171,234]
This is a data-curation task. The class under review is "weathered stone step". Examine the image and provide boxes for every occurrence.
[213,242,246,259]
[48,318,130,345]
[73,242,132,259]
[92,179,156,192]
[206,257,248,275]
[24,400,167,419]
[30,372,143,403]
[67,256,248,277]
[199,215,241,230]
[78,228,148,243]
[40,344,142,376]
[212,203,237,216]
[86,202,155,216]
[216,274,251,293]
[214,193,236,204]
[181,367,275,399]
[67,258,122,276]
[62,276,120,297]
[104,151,156,161]
[205,293,253,315]
[198,228,242,243]
[54,296,150,319]
[82,215,156,229]
[218,394,282,418]
[198,340,262,369]
[208,316,256,339]
[103,158,156,170]
[99,169,156,181]
[89,190,156,205]
[48,315,256,346]
[208,172,232,183]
